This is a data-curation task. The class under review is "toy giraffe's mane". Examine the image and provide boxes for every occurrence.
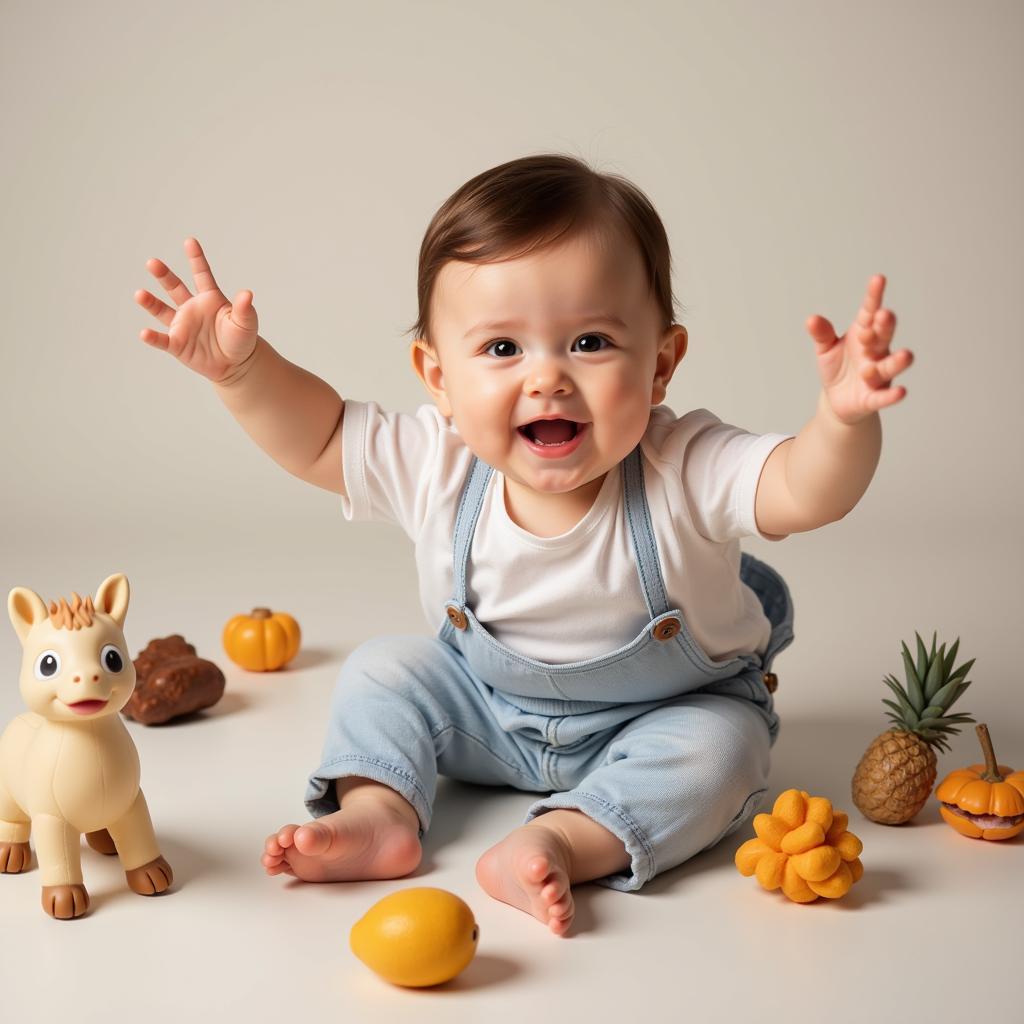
[47,593,96,631]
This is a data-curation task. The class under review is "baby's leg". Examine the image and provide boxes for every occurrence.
[479,692,773,934]
[265,634,529,883]
[263,777,421,882]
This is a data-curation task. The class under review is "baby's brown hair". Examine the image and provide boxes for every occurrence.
[406,153,680,348]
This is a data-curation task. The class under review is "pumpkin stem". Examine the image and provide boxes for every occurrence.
[251,608,272,620]
[975,723,1005,783]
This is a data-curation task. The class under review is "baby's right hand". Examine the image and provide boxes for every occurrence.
[135,238,259,385]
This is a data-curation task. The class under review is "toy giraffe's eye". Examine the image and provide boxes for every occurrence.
[100,645,125,673]
[34,650,61,679]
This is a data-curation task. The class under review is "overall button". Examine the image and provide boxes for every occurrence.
[652,617,681,641]
[446,605,468,630]
[763,672,779,693]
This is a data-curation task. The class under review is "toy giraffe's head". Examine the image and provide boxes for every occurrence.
[7,574,136,721]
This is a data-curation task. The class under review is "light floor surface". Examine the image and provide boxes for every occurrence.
[0,522,1021,1023]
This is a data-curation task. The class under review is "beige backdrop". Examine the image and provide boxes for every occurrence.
[1,2,1021,1021]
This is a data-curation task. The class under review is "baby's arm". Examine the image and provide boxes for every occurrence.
[754,275,913,536]
[215,339,345,495]
[135,238,345,495]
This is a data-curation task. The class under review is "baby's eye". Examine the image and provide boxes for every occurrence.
[573,333,610,353]
[484,339,519,358]
[483,334,611,358]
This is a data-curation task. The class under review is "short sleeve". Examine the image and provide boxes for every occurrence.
[680,410,795,543]
[340,399,444,539]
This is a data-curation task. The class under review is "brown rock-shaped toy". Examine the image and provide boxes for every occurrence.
[124,635,225,725]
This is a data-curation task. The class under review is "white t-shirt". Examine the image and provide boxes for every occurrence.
[340,401,794,664]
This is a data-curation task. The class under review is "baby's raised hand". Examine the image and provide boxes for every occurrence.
[805,275,913,425]
[135,238,259,385]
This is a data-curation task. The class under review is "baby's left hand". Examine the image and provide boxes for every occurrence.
[806,275,913,425]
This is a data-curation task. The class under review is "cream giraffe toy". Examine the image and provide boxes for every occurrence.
[0,573,173,919]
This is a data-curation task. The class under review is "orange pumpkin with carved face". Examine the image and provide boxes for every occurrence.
[935,724,1024,840]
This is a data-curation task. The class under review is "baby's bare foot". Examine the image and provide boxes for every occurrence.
[262,799,421,883]
[475,822,575,936]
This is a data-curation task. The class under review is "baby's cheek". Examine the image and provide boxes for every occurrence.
[450,402,506,460]
[600,377,650,424]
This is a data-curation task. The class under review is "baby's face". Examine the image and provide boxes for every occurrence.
[412,227,687,497]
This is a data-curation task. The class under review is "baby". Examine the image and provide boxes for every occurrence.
[135,154,911,936]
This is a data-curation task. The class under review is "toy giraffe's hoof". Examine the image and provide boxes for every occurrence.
[0,841,32,873]
[85,829,117,855]
[42,883,90,919]
[126,855,173,895]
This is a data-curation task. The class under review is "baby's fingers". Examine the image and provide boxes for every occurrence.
[138,326,170,351]
[226,289,258,332]
[134,288,176,327]
[146,257,193,306]
[134,287,176,351]
[856,274,886,326]
[864,384,907,412]
[184,237,223,294]
[861,348,914,389]
[139,310,189,358]
[805,315,839,355]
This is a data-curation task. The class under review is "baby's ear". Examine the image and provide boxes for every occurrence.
[94,574,130,627]
[652,324,688,402]
[8,587,48,645]
[410,338,453,418]
[663,324,688,363]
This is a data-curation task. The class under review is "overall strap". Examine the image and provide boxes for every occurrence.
[450,446,672,619]
[622,444,673,619]
[450,454,494,605]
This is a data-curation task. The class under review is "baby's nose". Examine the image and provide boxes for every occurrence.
[525,366,573,395]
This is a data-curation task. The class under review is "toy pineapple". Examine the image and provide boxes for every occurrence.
[851,632,975,825]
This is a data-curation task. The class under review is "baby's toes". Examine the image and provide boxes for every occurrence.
[261,848,285,869]
[265,859,296,877]
[549,892,574,931]
[293,821,333,857]
[524,854,551,886]
[275,824,301,850]
[549,910,573,936]
[541,876,573,932]
[549,894,573,919]
[542,876,572,913]
[541,879,565,903]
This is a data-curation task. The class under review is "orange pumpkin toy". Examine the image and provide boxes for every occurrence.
[222,608,301,672]
[935,723,1024,841]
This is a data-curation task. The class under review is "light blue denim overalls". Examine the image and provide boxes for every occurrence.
[306,443,795,891]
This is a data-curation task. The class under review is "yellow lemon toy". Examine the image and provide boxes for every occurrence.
[350,887,479,987]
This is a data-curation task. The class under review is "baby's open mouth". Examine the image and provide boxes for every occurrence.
[517,419,581,446]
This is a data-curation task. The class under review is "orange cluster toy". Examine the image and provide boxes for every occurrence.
[735,789,864,904]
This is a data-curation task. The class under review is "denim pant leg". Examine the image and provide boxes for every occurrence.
[304,635,547,835]
[523,693,773,892]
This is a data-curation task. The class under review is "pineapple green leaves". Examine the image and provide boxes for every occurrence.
[880,631,975,754]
